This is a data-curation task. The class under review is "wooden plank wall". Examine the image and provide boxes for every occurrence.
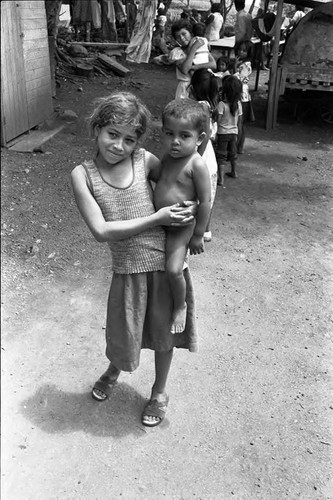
[1,2,29,144]
[18,0,53,129]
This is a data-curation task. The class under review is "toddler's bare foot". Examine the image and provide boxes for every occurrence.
[225,171,237,178]
[171,303,187,334]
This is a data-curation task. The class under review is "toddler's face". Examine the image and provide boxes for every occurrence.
[162,116,204,159]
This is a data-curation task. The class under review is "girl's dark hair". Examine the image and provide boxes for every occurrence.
[220,75,242,116]
[190,69,219,120]
[171,19,191,39]
[236,40,253,59]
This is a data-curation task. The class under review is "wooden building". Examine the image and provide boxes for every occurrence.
[1,1,53,146]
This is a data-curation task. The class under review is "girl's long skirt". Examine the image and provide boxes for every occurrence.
[105,268,198,372]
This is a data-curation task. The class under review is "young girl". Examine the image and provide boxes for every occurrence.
[214,55,231,88]
[170,19,216,99]
[190,68,219,242]
[216,75,243,183]
[234,40,255,154]
[71,92,198,428]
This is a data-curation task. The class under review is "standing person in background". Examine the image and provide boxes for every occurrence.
[189,69,219,242]
[216,75,243,183]
[205,3,224,42]
[233,40,255,154]
[214,55,231,88]
[126,0,137,38]
[126,0,158,63]
[234,0,253,52]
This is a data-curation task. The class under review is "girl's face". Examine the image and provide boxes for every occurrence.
[237,45,248,59]
[218,61,227,72]
[174,28,192,48]
[95,123,139,165]
[162,116,204,159]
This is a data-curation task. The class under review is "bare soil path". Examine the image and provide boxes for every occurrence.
[1,62,333,500]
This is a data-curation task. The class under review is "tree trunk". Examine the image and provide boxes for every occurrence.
[45,0,62,97]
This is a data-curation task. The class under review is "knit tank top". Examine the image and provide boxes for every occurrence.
[83,148,166,274]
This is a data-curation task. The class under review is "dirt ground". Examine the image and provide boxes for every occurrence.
[1,60,333,500]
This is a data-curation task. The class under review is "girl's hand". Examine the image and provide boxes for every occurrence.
[189,234,204,254]
[156,204,195,227]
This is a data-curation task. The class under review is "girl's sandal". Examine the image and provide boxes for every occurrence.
[91,374,117,402]
[141,396,169,427]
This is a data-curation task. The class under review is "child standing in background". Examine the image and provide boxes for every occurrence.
[154,99,211,333]
[216,75,243,183]
[71,92,198,427]
[234,40,255,154]
[214,56,231,86]
[190,68,219,242]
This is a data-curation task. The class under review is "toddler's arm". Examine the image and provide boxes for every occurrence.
[71,165,194,242]
[188,156,211,255]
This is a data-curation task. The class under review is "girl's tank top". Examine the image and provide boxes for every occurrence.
[83,148,166,274]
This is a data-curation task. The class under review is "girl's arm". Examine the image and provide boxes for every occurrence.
[189,157,212,254]
[71,165,192,242]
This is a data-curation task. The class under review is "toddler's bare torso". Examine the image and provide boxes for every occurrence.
[154,153,198,210]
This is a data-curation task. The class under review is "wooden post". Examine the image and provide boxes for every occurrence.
[265,0,284,129]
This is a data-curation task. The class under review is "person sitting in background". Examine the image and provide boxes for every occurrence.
[234,0,253,52]
[205,3,224,42]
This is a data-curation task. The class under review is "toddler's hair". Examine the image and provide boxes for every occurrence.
[220,75,242,116]
[89,92,151,139]
[190,69,219,119]
[192,22,206,37]
[162,98,207,134]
